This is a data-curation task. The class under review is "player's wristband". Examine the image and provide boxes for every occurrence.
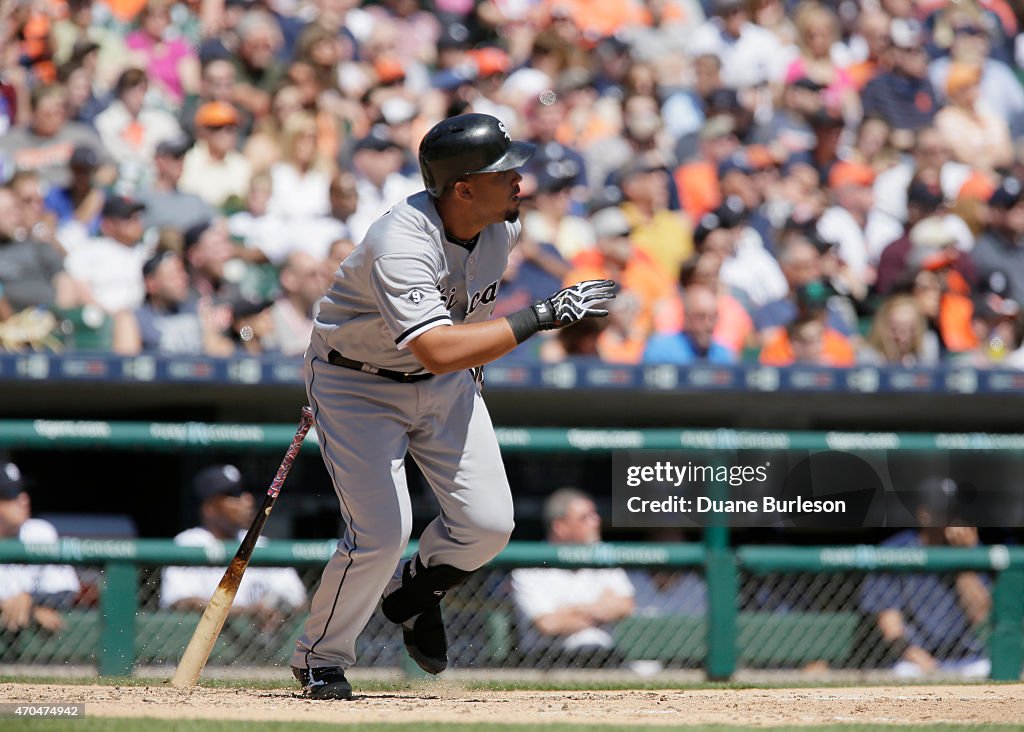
[507,305,543,344]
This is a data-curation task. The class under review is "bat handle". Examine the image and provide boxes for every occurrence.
[267,406,314,498]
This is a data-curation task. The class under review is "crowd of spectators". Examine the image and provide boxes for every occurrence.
[3,0,1024,369]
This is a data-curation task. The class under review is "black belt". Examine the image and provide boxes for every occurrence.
[326,350,433,383]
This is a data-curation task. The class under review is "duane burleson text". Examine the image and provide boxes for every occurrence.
[626,496,847,514]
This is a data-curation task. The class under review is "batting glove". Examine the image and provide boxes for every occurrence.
[534,279,617,330]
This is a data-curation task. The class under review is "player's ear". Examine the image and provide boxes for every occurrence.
[452,178,473,201]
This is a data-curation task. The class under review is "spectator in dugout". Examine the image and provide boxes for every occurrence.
[511,488,635,667]
[160,465,306,633]
[859,478,990,678]
[0,461,80,635]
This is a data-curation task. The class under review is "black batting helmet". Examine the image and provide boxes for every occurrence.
[418,113,535,197]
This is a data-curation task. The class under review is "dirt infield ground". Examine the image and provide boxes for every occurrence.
[2,682,1023,727]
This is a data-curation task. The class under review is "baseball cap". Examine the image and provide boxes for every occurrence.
[909,216,958,270]
[231,298,274,320]
[466,47,510,78]
[354,128,402,153]
[70,145,99,171]
[890,18,923,49]
[194,101,239,128]
[828,161,875,189]
[988,176,1023,209]
[712,0,745,15]
[526,143,581,193]
[183,220,211,250]
[101,195,146,219]
[374,57,406,85]
[591,206,632,239]
[617,156,667,185]
[694,196,746,243]
[193,464,246,501]
[142,249,179,278]
[380,97,417,126]
[155,136,193,158]
[717,153,754,178]
[906,177,944,210]
[438,21,471,51]
[0,461,25,500]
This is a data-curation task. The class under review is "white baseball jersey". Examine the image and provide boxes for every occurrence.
[160,527,307,610]
[0,519,80,601]
[309,191,521,372]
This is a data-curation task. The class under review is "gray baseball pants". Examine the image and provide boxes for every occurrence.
[292,351,514,670]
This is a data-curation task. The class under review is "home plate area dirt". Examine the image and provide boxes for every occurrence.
[2,682,1023,726]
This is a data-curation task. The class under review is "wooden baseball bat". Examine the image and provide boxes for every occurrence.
[170,406,314,687]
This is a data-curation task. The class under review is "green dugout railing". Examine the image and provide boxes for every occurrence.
[0,539,1019,680]
[4,419,1024,452]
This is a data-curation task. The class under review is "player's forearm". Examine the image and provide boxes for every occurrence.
[408,319,519,374]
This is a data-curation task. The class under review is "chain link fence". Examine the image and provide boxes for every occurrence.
[0,560,996,678]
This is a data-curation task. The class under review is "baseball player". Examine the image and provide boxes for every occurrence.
[291,113,615,699]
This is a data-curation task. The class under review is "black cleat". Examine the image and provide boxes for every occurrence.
[403,604,448,675]
[292,665,353,699]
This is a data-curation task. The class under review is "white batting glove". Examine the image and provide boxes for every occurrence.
[534,279,617,330]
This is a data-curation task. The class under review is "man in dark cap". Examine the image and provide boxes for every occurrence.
[139,137,215,233]
[159,464,306,629]
[859,478,991,678]
[972,177,1024,304]
[111,249,235,357]
[63,195,148,314]
[861,19,938,133]
[346,127,421,242]
[0,461,80,633]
